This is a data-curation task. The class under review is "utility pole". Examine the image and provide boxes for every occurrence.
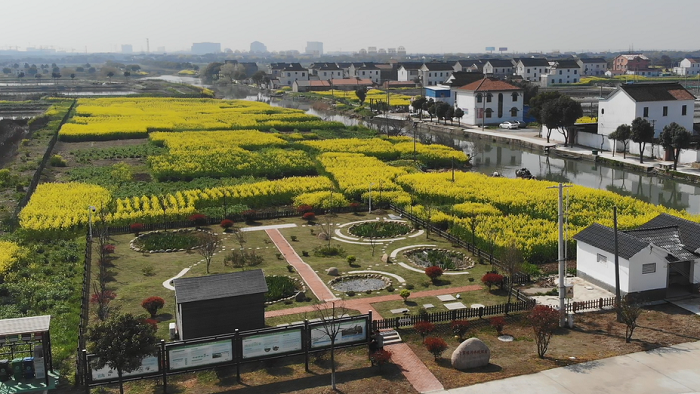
[548,183,572,327]
[146,38,150,54]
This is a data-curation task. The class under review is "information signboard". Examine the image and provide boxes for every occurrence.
[168,339,233,370]
[485,47,496,52]
[499,47,508,52]
[242,329,303,359]
[310,318,367,349]
[90,356,159,382]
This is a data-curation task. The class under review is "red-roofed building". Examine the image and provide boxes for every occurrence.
[453,77,523,126]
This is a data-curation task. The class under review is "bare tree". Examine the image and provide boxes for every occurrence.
[319,212,336,249]
[364,221,380,257]
[501,241,524,305]
[197,231,219,274]
[619,297,643,343]
[312,301,349,390]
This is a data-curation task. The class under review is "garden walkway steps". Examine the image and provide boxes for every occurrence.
[265,229,339,302]
[380,329,402,345]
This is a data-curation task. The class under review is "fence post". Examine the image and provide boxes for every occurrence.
[395,317,400,330]
[599,298,603,309]
[160,339,167,393]
[478,307,484,319]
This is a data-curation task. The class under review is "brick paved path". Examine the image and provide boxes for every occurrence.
[266,229,339,302]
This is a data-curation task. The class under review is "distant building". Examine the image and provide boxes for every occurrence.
[191,42,221,55]
[612,54,652,75]
[419,62,454,86]
[577,58,608,76]
[541,59,582,86]
[513,58,549,82]
[278,63,308,86]
[250,41,267,53]
[482,59,514,79]
[305,41,323,57]
[673,58,700,76]
[156,46,166,53]
[397,46,406,56]
[454,77,523,126]
[368,47,377,55]
[121,44,133,54]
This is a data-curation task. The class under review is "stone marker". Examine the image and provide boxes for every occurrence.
[381,253,390,263]
[326,267,339,276]
[451,338,490,370]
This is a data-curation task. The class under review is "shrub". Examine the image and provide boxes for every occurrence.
[291,235,298,242]
[188,213,208,226]
[130,223,145,235]
[242,209,257,223]
[102,244,115,254]
[90,290,116,304]
[302,212,316,222]
[346,290,356,296]
[141,296,165,318]
[297,204,313,214]
[220,219,234,230]
[386,286,395,292]
[265,276,298,302]
[490,316,506,334]
[451,320,470,341]
[286,265,294,273]
[365,289,372,294]
[142,265,155,276]
[414,321,435,340]
[400,289,411,302]
[302,250,309,257]
[143,318,158,328]
[405,284,414,290]
[481,273,504,290]
[346,255,356,265]
[349,202,361,213]
[424,337,448,360]
[49,154,67,167]
[370,349,392,366]
[528,305,559,358]
[313,245,346,258]
[425,266,443,283]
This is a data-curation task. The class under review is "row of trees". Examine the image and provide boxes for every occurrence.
[529,91,583,146]
[410,97,465,124]
[609,119,692,169]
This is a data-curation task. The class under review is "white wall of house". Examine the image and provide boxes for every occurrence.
[598,93,694,138]
[515,63,546,82]
[541,68,581,86]
[580,62,608,76]
[316,70,343,79]
[627,246,669,293]
[419,69,453,86]
[577,243,632,293]
[626,69,661,77]
[357,69,381,83]
[673,59,700,76]
[454,90,523,125]
[483,63,513,78]
[278,70,308,86]
[398,68,419,82]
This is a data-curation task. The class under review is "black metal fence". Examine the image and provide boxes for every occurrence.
[565,297,616,313]
[389,204,531,284]
[77,234,92,385]
[372,299,536,330]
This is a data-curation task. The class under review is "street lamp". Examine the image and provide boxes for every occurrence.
[368,183,374,213]
[88,206,96,240]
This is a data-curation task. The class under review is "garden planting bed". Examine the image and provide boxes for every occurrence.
[130,228,210,253]
[404,247,475,271]
[329,274,392,293]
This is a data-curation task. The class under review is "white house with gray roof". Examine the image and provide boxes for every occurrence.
[574,214,700,300]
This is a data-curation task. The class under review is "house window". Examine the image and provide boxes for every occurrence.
[573,79,577,83]
[601,108,605,114]
[527,68,530,73]
[485,108,492,118]
[510,107,518,117]
[559,79,562,83]
[287,72,291,77]
[597,253,607,263]
[362,71,365,76]
[302,73,305,77]
[643,107,649,117]
[476,94,482,103]
[512,92,518,102]
[486,94,492,103]
[642,263,656,274]
[323,72,326,76]
[682,105,687,115]
[574,70,578,74]
[559,70,562,75]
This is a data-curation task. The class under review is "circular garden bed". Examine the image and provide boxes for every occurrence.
[348,221,412,238]
[130,229,209,253]
[404,247,474,271]
[329,274,392,293]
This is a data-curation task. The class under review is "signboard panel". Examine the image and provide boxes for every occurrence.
[168,339,233,370]
[485,47,496,52]
[310,318,367,349]
[242,329,303,359]
[499,47,508,52]
[90,355,159,382]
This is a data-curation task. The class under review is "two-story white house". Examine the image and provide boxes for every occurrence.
[598,82,695,140]
[453,77,523,126]
[574,214,700,300]
[482,59,514,79]
[309,63,343,80]
[673,58,700,76]
[278,63,309,86]
[352,63,381,84]
[541,59,582,86]
[397,62,423,82]
[452,60,474,73]
[577,58,608,76]
[419,63,454,86]
[513,58,549,82]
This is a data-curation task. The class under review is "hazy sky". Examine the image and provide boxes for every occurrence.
[2,0,698,54]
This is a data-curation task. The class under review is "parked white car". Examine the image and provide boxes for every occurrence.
[499,121,518,129]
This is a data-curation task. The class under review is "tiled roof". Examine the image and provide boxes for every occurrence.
[516,58,549,67]
[282,63,306,71]
[332,78,374,86]
[579,58,607,63]
[445,72,486,87]
[174,269,268,303]
[618,54,649,60]
[458,77,521,92]
[398,62,423,70]
[573,223,649,260]
[553,60,580,69]
[619,83,696,102]
[485,59,513,68]
[0,315,51,336]
[626,226,698,261]
[637,213,700,253]
[295,80,331,87]
[423,62,454,71]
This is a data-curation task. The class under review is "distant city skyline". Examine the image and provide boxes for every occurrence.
[1,0,698,55]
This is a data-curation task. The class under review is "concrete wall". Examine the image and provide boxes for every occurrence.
[576,243,631,293]
[598,92,694,138]
[627,247,668,293]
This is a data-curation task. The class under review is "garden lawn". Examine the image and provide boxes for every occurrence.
[370,288,509,318]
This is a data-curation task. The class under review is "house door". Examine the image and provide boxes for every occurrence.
[667,261,692,297]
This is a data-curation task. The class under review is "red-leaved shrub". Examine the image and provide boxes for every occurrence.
[220,219,234,230]
[143,318,158,328]
[141,296,165,318]
[302,212,316,222]
[102,244,115,254]
[349,202,361,212]
[451,320,470,340]
[414,321,435,340]
[481,273,504,290]
[370,349,392,366]
[424,337,448,360]
[90,290,116,304]
[529,305,559,358]
[425,266,443,283]
[130,223,144,234]
[490,316,506,334]
[242,209,257,223]
[188,213,208,226]
[296,204,313,214]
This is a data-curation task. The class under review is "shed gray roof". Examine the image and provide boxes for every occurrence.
[637,213,700,253]
[573,223,648,260]
[485,59,514,68]
[174,270,268,304]
[0,315,51,336]
[516,58,550,67]
[626,226,698,261]
[579,58,607,63]
[618,83,696,102]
